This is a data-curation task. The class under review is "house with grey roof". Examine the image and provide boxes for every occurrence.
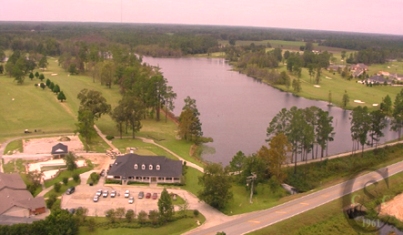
[0,173,46,218]
[365,75,391,85]
[107,153,183,184]
[51,143,68,158]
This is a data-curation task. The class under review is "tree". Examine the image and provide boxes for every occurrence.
[77,89,111,120]
[54,182,61,192]
[380,95,392,116]
[52,84,60,94]
[40,82,46,90]
[125,209,135,222]
[39,73,45,81]
[118,94,145,139]
[29,72,34,80]
[198,163,233,210]
[0,64,3,74]
[316,109,334,159]
[292,78,301,93]
[46,193,58,209]
[35,71,39,79]
[26,170,43,195]
[178,96,203,143]
[342,90,350,109]
[57,91,66,102]
[315,68,321,84]
[267,133,292,183]
[158,188,174,223]
[369,110,387,147]
[391,89,403,139]
[350,106,371,156]
[39,55,48,68]
[110,102,126,139]
[75,109,96,152]
[64,152,77,171]
[229,151,246,172]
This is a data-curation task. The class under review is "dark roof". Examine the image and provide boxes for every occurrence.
[107,154,182,178]
[367,75,390,84]
[0,173,46,215]
[51,143,68,155]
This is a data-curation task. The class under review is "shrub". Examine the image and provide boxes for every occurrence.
[73,173,80,182]
[193,209,199,217]
[46,194,57,209]
[62,177,69,185]
[106,135,114,141]
[138,210,148,224]
[54,182,61,192]
[125,209,135,222]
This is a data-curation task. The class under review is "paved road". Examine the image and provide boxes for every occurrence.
[185,160,403,235]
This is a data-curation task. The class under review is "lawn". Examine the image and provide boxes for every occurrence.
[3,158,26,173]
[78,210,205,235]
[44,179,81,198]
[44,166,92,188]
[274,64,402,110]
[3,139,23,154]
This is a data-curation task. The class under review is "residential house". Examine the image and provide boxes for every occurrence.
[350,63,369,78]
[0,173,46,218]
[107,153,183,184]
[365,75,391,85]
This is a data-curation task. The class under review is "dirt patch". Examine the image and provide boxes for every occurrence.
[380,193,403,221]
[23,136,84,154]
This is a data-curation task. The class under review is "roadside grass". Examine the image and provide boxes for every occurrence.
[44,166,92,188]
[223,144,403,215]
[3,158,26,173]
[3,139,23,154]
[78,210,205,235]
[223,182,288,215]
[44,179,81,198]
[248,170,403,235]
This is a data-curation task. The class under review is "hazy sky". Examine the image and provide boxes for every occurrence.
[1,0,402,35]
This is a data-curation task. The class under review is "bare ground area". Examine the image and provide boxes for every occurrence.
[23,135,84,154]
[380,193,403,221]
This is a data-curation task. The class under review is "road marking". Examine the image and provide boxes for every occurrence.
[248,220,261,224]
[300,202,309,205]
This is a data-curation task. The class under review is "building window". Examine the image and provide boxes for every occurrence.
[141,164,145,170]
[149,164,153,170]
[156,165,160,170]
[134,164,138,169]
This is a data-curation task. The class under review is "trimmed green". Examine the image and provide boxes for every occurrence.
[44,166,92,188]
[3,139,23,154]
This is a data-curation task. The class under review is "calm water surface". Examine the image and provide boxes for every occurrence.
[143,57,398,165]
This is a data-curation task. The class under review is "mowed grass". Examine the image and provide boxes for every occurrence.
[274,65,402,110]
[78,211,205,235]
[3,139,23,154]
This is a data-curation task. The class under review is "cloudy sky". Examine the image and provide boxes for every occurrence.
[1,0,402,35]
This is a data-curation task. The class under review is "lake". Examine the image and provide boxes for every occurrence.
[142,57,398,165]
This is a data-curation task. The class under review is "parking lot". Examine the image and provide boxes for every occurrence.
[61,184,167,217]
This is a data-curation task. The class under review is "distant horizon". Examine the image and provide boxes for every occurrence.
[1,20,402,38]
[1,0,402,36]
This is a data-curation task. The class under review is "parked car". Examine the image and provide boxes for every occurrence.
[66,187,75,195]
[110,190,116,198]
[152,193,158,200]
[96,189,102,196]
[138,191,144,199]
[103,190,108,197]
[128,197,134,204]
[145,192,151,199]
[93,195,99,202]
[124,190,130,198]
